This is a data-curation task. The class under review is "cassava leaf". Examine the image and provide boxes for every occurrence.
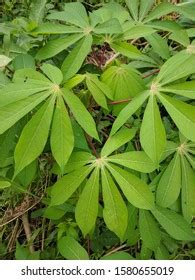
[140,95,166,164]
[152,206,195,241]
[14,96,55,176]
[50,95,74,173]
[156,152,181,207]
[51,165,93,206]
[101,127,136,157]
[108,151,156,173]
[61,35,93,81]
[75,168,99,236]
[139,209,161,251]
[107,164,154,210]
[159,93,195,142]
[63,89,99,140]
[102,168,128,240]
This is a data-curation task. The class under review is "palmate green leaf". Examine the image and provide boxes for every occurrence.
[159,93,195,142]
[152,206,195,241]
[0,82,51,108]
[47,2,89,28]
[0,91,51,135]
[102,168,128,240]
[50,95,74,174]
[14,96,56,176]
[139,210,161,251]
[156,152,181,208]
[140,95,166,164]
[181,156,195,222]
[101,127,136,157]
[63,89,99,140]
[107,164,154,210]
[111,91,149,135]
[156,49,195,85]
[75,168,99,236]
[111,41,141,60]
[33,23,82,35]
[143,2,175,23]
[161,81,195,100]
[108,151,156,173]
[58,236,89,260]
[145,33,170,60]
[61,35,93,81]
[40,64,63,85]
[51,165,93,206]
[101,65,145,115]
[86,74,109,109]
[36,34,84,60]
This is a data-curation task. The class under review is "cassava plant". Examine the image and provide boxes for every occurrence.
[0,0,195,260]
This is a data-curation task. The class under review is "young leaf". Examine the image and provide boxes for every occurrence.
[101,127,136,157]
[107,164,155,210]
[102,168,128,240]
[75,168,99,236]
[51,165,93,206]
[108,151,156,173]
[140,95,166,164]
[61,35,93,81]
[0,91,51,134]
[63,89,99,140]
[50,95,74,173]
[58,236,89,260]
[111,90,149,135]
[14,96,55,176]
[152,206,195,241]
[139,209,161,251]
[40,64,63,85]
[0,181,11,189]
[159,93,195,142]
[156,152,181,207]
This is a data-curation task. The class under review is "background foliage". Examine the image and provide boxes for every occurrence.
[0,0,195,260]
